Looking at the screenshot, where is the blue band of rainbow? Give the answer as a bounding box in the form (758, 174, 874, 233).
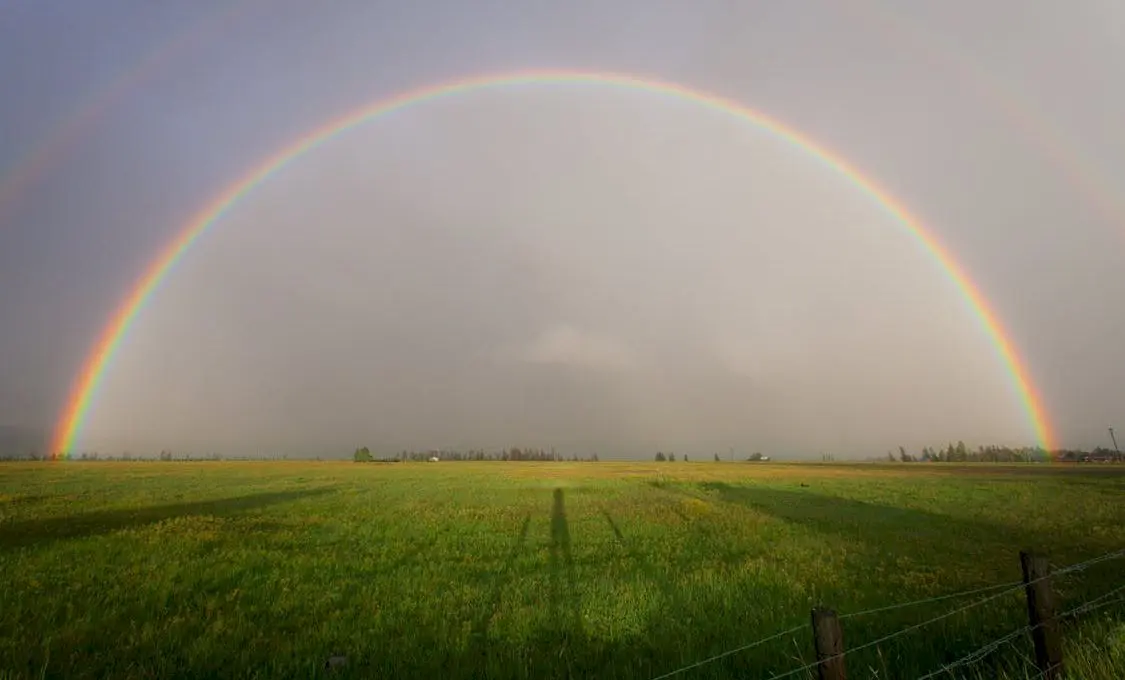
(51, 70, 1055, 456)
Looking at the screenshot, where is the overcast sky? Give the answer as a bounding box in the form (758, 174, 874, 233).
(1, 0, 1123, 458)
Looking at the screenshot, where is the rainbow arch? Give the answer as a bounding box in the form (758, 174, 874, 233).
(50, 69, 1056, 456)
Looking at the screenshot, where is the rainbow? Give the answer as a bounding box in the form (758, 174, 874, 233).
(50, 70, 1056, 456)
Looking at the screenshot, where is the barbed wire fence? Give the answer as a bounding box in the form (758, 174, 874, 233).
(649, 547, 1125, 680)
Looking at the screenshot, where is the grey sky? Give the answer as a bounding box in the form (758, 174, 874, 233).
(1, 0, 1122, 457)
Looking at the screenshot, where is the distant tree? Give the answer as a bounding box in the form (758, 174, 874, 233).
(714, 453, 721, 462)
(683, 454, 689, 462)
(655, 452, 666, 462)
(353, 446, 373, 463)
(955, 440, 968, 462)
(748, 452, 763, 461)
(946, 443, 956, 461)
(668, 453, 676, 462)
(887, 451, 896, 462)
(592, 453, 599, 462)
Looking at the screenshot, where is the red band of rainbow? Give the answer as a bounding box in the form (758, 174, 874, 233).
(50, 70, 1055, 456)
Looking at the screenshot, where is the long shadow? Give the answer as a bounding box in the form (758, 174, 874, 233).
(0, 494, 50, 506)
(696, 482, 1122, 579)
(451, 494, 590, 679)
(549, 488, 583, 638)
(701, 482, 1026, 547)
(601, 510, 692, 617)
(0, 487, 334, 550)
(646, 481, 764, 568)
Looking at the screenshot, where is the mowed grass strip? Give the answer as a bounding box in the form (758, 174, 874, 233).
(1, 462, 1123, 679)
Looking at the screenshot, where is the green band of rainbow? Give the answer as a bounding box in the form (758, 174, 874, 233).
(51, 70, 1055, 456)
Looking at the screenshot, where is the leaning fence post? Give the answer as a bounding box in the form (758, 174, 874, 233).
(1020, 550, 1064, 679)
(811, 607, 846, 680)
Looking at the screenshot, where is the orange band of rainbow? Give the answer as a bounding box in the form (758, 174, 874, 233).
(50, 70, 1055, 456)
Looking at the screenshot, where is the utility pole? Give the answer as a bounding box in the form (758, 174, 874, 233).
(1110, 427, 1120, 459)
(729, 446, 734, 462)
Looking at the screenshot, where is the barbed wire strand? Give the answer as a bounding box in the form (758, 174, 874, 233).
(840, 580, 1023, 620)
(648, 623, 806, 680)
(1053, 548, 1125, 577)
(916, 626, 1032, 680)
(916, 579, 1125, 680)
(763, 548, 1125, 680)
(1063, 595, 1125, 620)
(997, 593, 1125, 680)
(647, 582, 1025, 680)
(1061, 583, 1125, 616)
(648, 547, 1124, 680)
(763, 582, 1030, 680)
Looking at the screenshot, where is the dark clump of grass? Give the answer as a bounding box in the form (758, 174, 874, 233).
(0, 461, 1122, 679)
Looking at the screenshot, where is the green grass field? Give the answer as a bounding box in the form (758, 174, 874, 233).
(1, 462, 1123, 679)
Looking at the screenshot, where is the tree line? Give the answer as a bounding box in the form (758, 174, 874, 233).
(2, 442, 1119, 463)
(884, 442, 1122, 463)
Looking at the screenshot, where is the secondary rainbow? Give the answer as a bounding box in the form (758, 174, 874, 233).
(848, 0, 1125, 237)
(50, 69, 1056, 456)
(5, 2, 1121, 248)
(0, 1, 260, 225)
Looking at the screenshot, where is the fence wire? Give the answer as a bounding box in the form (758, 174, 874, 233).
(648, 623, 806, 680)
(764, 581, 1031, 680)
(915, 575, 1125, 679)
(649, 546, 1124, 680)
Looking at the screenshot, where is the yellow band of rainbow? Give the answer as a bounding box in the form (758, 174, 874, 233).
(50, 70, 1055, 456)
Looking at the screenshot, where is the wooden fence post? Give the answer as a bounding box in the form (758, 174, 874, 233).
(811, 607, 846, 680)
(1020, 550, 1064, 679)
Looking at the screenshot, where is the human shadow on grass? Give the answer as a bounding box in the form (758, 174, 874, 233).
(334, 494, 806, 680)
(0, 487, 334, 550)
(549, 488, 583, 638)
(423, 491, 593, 678)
